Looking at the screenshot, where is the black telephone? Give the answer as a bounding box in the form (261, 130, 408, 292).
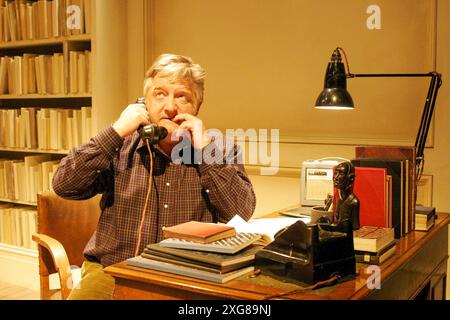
(136, 97, 168, 144)
(255, 219, 356, 285)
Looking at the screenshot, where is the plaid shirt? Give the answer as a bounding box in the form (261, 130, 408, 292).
(52, 126, 256, 267)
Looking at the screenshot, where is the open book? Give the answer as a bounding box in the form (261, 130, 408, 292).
(226, 215, 310, 246)
(159, 232, 261, 254)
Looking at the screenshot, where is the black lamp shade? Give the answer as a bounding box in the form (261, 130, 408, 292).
(315, 48, 354, 110)
(315, 88, 354, 109)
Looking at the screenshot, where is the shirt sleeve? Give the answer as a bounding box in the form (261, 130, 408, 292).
(197, 143, 256, 223)
(52, 126, 123, 200)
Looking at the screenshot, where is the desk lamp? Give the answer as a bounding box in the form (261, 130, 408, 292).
(315, 47, 442, 185)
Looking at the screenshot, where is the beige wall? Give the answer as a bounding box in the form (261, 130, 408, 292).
(92, 0, 129, 133)
(148, 0, 435, 145)
(92, 0, 149, 134)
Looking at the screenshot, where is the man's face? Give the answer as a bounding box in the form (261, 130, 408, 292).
(144, 75, 197, 136)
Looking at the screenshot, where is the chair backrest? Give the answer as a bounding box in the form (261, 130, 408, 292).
(37, 191, 101, 267)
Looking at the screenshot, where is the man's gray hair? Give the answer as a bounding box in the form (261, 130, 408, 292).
(143, 54, 206, 109)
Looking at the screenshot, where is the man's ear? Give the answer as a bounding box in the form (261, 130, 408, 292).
(194, 102, 202, 116)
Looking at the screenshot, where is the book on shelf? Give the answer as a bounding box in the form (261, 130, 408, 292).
(0, 155, 59, 203)
(0, 203, 37, 250)
(24, 154, 51, 202)
(144, 243, 262, 274)
(48, 162, 59, 192)
(0, 161, 5, 197)
(353, 226, 395, 253)
(4, 159, 19, 199)
(21, 107, 37, 149)
(355, 240, 397, 265)
(84, 0, 91, 34)
(414, 205, 436, 231)
(0, 107, 92, 150)
(12, 160, 25, 201)
(162, 221, 236, 244)
(2, 6, 7, 42)
(126, 255, 255, 284)
(26, 2, 34, 40)
(355, 146, 416, 234)
(0, 0, 89, 42)
(69, 51, 78, 94)
(77, 52, 86, 94)
(0, 51, 90, 95)
(159, 232, 261, 254)
(80, 106, 91, 143)
(0, 57, 9, 94)
(18, 1, 27, 41)
(5, 1, 17, 42)
(41, 159, 59, 192)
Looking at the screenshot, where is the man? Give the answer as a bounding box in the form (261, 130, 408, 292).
(53, 54, 256, 299)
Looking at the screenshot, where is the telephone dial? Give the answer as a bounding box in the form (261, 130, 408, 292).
(136, 97, 168, 144)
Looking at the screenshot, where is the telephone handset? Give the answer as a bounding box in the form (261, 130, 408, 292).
(135, 97, 168, 144)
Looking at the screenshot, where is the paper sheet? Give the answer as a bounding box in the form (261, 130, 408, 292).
(226, 215, 310, 241)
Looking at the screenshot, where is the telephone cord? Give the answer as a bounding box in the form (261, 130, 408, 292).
(134, 140, 154, 257)
(261, 274, 341, 300)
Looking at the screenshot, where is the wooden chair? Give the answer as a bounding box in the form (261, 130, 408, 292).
(32, 191, 101, 300)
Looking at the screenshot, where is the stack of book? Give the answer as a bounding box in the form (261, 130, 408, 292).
(352, 145, 416, 239)
(414, 206, 436, 231)
(127, 221, 262, 283)
(353, 226, 396, 265)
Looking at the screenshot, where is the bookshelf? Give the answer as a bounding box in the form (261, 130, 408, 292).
(0, 93, 91, 98)
(0, 34, 91, 49)
(0, 0, 130, 290)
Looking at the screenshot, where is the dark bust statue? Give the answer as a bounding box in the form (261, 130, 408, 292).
(333, 161, 360, 230)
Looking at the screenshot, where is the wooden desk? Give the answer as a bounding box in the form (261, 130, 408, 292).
(104, 213, 449, 300)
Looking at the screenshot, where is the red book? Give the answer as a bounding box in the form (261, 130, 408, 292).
(355, 146, 416, 234)
(162, 221, 236, 243)
(353, 167, 388, 228)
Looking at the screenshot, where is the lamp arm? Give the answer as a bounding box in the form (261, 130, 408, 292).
(415, 73, 442, 179)
(349, 73, 433, 78)
(347, 72, 442, 180)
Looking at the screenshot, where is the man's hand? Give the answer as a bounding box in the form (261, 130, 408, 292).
(112, 103, 150, 138)
(172, 113, 211, 150)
